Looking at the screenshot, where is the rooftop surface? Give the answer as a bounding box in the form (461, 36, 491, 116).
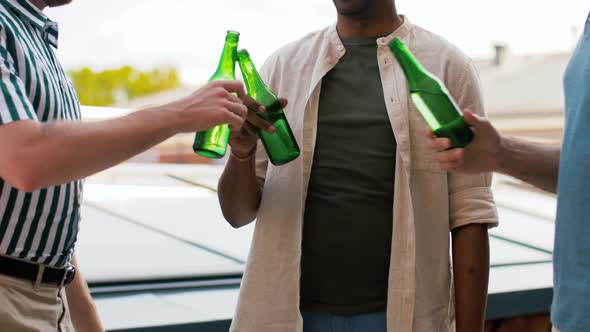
(76, 163, 556, 332)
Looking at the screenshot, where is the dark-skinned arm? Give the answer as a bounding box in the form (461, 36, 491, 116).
(218, 145, 263, 228)
(218, 99, 287, 228)
(428, 110, 560, 194)
(452, 224, 490, 332)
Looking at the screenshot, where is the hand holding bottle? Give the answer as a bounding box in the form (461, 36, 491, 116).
(229, 98, 288, 158)
(169, 80, 252, 134)
(427, 110, 502, 172)
(193, 30, 241, 158)
(236, 50, 300, 165)
(389, 38, 474, 148)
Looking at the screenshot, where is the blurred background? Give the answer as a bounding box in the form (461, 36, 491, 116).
(44, 1, 589, 331)
(48, 0, 588, 164)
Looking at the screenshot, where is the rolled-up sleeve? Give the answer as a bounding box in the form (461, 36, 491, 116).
(449, 180, 498, 229)
(447, 62, 498, 229)
(0, 41, 37, 125)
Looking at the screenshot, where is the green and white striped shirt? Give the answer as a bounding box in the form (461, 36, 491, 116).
(0, 0, 82, 268)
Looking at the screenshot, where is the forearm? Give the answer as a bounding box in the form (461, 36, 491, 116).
(66, 256, 104, 332)
(2, 106, 179, 191)
(498, 136, 560, 193)
(218, 155, 262, 228)
(452, 224, 490, 332)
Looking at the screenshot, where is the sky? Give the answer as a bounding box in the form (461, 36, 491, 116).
(46, 0, 589, 85)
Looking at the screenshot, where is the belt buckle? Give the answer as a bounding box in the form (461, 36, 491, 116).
(59, 265, 76, 288)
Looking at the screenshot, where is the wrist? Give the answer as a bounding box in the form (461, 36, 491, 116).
(496, 134, 512, 174)
(152, 100, 189, 135)
(139, 104, 182, 136)
(231, 147, 256, 161)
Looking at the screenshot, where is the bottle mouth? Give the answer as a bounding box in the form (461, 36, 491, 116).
(388, 37, 405, 50)
(226, 30, 240, 42)
(237, 49, 249, 60)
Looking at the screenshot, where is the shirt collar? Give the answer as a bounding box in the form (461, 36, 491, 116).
(327, 15, 413, 54)
(3, 0, 59, 48)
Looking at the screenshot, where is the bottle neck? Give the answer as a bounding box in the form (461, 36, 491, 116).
(389, 39, 427, 91)
(213, 40, 237, 79)
(237, 55, 264, 94)
(237, 53, 280, 108)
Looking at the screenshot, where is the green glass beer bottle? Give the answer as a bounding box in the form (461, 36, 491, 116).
(388, 38, 474, 148)
(236, 49, 300, 166)
(193, 30, 240, 158)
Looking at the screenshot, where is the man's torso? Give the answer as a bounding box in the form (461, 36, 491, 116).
(233, 18, 497, 332)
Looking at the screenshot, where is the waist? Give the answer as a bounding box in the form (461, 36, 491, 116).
(0, 254, 76, 288)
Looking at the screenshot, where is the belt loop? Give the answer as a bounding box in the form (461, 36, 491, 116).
(59, 266, 73, 289)
(34, 265, 45, 289)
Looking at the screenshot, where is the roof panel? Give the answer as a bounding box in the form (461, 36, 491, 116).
(76, 205, 243, 283)
(84, 182, 253, 262)
(489, 237, 551, 266)
(94, 292, 214, 331)
(78, 163, 559, 331)
(491, 208, 555, 252)
(493, 184, 557, 222)
(158, 288, 240, 320)
(488, 263, 553, 294)
(86, 173, 191, 187)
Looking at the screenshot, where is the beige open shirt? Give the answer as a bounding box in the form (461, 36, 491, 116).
(231, 17, 498, 332)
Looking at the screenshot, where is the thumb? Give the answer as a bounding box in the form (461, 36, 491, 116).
(463, 109, 485, 129)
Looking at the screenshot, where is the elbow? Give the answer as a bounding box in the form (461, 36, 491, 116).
(6, 168, 43, 192)
(222, 210, 256, 229)
(2, 151, 48, 192)
(217, 188, 260, 229)
(227, 220, 248, 229)
(14, 179, 39, 192)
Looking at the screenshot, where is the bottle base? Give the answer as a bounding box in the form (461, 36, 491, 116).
(433, 118, 474, 149)
(269, 151, 300, 166)
(193, 124, 231, 159)
(193, 146, 227, 159)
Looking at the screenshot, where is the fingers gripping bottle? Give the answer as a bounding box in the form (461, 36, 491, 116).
(193, 30, 240, 158)
(236, 49, 300, 165)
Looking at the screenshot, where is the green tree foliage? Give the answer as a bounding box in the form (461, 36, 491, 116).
(69, 66, 180, 106)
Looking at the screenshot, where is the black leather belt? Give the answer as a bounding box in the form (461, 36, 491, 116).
(0, 255, 76, 287)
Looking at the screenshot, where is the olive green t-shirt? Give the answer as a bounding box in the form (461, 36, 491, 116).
(300, 36, 397, 314)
